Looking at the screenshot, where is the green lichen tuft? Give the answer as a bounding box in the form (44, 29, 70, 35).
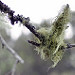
(34, 4, 71, 68)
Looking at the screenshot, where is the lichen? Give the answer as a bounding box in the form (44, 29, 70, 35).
(34, 4, 71, 68)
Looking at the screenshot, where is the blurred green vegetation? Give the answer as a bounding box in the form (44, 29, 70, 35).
(0, 12, 75, 75)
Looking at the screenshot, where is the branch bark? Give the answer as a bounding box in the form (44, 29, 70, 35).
(0, 34, 24, 64)
(0, 1, 42, 40)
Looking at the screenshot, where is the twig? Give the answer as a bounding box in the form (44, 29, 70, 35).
(65, 44, 75, 49)
(67, 44, 75, 48)
(0, 1, 42, 40)
(25, 22, 42, 40)
(5, 60, 19, 75)
(11, 60, 19, 75)
(28, 40, 40, 46)
(60, 44, 75, 50)
(0, 34, 24, 64)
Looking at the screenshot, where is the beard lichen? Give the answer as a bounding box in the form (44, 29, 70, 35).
(34, 4, 71, 68)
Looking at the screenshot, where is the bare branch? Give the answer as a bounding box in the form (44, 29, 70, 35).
(0, 1, 42, 40)
(5, 60, 19, 75)
(0, 34, 24, 64)
(11, 60, 19, 75)
(25, 22, 42, 40)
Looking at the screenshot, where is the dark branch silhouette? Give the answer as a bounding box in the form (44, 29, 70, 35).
(28, 40, 40, 46)
(0, 1, 42, 41)
(66, 44, 75, 49)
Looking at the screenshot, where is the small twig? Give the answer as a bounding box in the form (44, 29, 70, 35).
(5, 60, 19, 75)
(0, 34, 24, 64)
(61, 44, 75, 50)
(67, 44, 75, 48)
(28, 40, 40, 46)
(11, 60, 19, 75)
(65, 44, 75, 50)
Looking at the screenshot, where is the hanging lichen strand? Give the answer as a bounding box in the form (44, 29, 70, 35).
(34, 4, 71, 68)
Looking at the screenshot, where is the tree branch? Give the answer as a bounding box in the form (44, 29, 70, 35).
(0, 34, 24, 64)
(0, 1, 42, 40)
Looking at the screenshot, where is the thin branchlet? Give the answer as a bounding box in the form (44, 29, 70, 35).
(28, 40, 40, 46)
(65, 44, 75, 49)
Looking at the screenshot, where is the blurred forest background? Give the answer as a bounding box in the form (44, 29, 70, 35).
(0, 11, 75, 75)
